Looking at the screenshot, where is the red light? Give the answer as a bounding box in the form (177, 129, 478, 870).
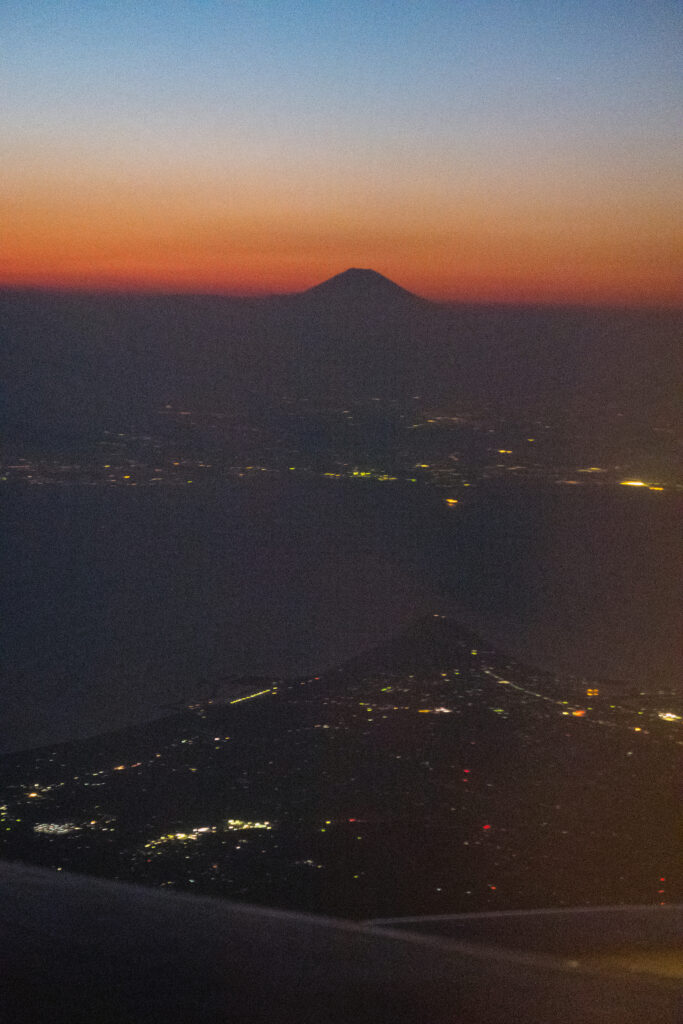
(659, 877, 666, 882)
(482, 824, 491, 830)
(488, 885, 497, 890)
(348, 818, 356, 822)
(463, 769, 470, 773)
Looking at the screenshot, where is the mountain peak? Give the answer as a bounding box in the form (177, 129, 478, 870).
(303, 268, 425, 305)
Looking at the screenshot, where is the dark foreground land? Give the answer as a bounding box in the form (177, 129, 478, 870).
(1, 617, 679, 919)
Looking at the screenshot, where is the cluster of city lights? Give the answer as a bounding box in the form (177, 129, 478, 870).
(143, 818, 273, 852)
(619, 480, 665, 491)
(34, 822, 79, 835)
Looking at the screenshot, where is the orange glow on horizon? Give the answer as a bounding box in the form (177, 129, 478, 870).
(3, 257, 682, 308)
(2, 172, 681, 307)
(3, 2, 681, 310)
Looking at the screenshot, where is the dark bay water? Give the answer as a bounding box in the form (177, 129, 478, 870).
(2, 478, 680, 752)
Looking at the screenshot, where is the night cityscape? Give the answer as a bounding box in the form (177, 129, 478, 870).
(2, 392, 681, 494)
(1, 616, 679, 920)
(2, 1, 681, 1020)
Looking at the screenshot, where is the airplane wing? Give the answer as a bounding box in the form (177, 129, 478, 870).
(0, 861, 680, 1023)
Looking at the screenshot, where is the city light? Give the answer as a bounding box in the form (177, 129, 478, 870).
(226, 819, 272, 831)
(34, 822, 79, 834)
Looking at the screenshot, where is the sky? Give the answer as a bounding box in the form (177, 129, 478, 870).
(2, 0, 681, 305)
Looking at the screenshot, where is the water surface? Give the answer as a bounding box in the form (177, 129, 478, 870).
(2, 477, 679, 751)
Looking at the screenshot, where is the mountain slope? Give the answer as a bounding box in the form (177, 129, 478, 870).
(0, 614, 679, 920)
(301, 268, 427, 308)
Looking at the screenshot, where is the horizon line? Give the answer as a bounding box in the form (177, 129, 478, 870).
(1, 275, 681, 313)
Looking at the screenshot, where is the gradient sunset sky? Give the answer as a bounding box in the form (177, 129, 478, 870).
(3, 0, 681, 305)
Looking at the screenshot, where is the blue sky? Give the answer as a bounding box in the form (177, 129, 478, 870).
(3, 0, 681, 302)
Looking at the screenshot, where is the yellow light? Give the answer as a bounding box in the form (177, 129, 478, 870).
(445, 498, 458, 506)
(229, 687, 273, 704)
(649, 486, 664, 491)
(620, 480, 646, 487)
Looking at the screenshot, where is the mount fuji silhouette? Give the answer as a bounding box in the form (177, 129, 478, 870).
(301, 268, 427, 308)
